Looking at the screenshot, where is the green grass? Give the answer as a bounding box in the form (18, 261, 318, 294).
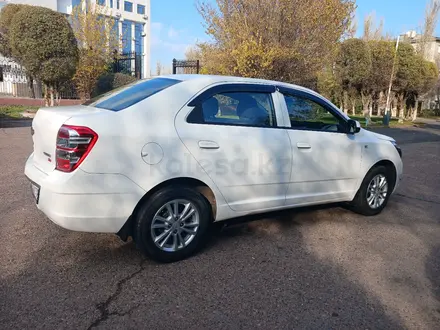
(0, 105, 39, 119)
(217, 114, 239, 119)
(349, 115, 413, 128)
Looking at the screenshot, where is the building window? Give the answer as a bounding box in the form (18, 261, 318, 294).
(137, 4, 145, 15)
(110, 0, 113, 8)
(97, 0, 105, 5)
(117, 0, 120, 9)
(135, 23, 144, 55)
(122, 21, 132, 53)
(124, 1, 133, 12)
(111, 19, 119, 50)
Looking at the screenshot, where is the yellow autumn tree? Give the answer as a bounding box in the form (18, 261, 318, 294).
(196, 0, 356, 87)
(71, 0, 121, 99)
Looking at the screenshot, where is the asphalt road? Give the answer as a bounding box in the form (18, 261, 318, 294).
(1, 122, 440, 329)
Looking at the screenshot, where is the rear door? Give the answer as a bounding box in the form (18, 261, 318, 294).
(175, 83, 292, 212)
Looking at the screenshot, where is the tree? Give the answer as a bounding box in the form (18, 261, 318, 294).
(420, 60, 438, 115)
(335, 39, 372, 116)
(9, 6, 78, 105)
(0, 4, 35, 97)
(0, 4, 28, 57)
(405, 57, 438, 120)
(196, 0, 356, 87)
(346, 17, 358, 39)
(368, 41, 395, 115)
(413, 0, 440, 118)
(323, 37, 437, 122)
(71, 0, 120, 100)
(363, 12, 384, 41)
(431, 56, 440, 115)
(317, 66, 342, 110)
(418, 0, 440, 59)
(156, 61, 162, 76)
(393, 43, 419, 122)
(185, 46, 201, 61)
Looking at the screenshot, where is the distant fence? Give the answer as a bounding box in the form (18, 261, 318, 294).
(0, 97, 82, 107)
(0, 58, 44, 98)
(0, 52, 143, 101)
(0, 57, 80, 99)
(113, 52, 144, 79)
(172, 59, 200, 74)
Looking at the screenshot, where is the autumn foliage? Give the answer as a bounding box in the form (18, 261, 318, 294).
(320, 39, 438, 121)
(195, 0, 356, 87)
(71, 0, 120, 100)
(1, 4, 78, 105)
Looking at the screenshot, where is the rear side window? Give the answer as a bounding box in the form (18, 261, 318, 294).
(187, 92, 276, 127)
(85, 78, 181, 111)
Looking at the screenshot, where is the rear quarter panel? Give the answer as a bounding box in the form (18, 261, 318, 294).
(67, 80, 229, 220)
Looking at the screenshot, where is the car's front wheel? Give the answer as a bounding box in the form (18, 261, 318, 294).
(133, 186, 212, 263)
(350, 165, 393, 216)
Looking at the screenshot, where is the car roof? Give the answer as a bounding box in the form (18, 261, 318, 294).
(158, 74, 315, 95)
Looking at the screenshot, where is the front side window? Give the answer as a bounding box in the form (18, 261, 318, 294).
(137, 4, 145, 14)
(85, 78, 181, 111)
(188, 92, 276, 128)
(124, 1, 133, 12)
(283, 94, 345, 132)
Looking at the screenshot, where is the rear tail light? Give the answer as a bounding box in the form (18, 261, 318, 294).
(56, 125, 98, 172)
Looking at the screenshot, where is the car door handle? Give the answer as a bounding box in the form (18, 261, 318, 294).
(198, 141, 219, 149)
(296, 143, 311, 149)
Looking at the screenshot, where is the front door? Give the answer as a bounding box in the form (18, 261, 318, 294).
(176, 85, 291, 212)
(280, 90, 362, 206)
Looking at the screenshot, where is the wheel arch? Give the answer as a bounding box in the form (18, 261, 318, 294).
(366, 159, 397, 191)
(117, 177, 217, 241)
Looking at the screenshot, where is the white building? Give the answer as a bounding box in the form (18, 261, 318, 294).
(400, 30, 440, 64)
(2, 0, 151, 78)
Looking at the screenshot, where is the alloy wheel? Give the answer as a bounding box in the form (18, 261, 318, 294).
(366, 174, 388, 209)
(150, 199, 200, 252)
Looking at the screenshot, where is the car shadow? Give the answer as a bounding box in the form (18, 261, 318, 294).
(426, 244, 440, 305)
(4, 121, 438, 329)
(421, 123, 440, 131)
(208, 203, 343, 243)
(0, 199, 404, 329)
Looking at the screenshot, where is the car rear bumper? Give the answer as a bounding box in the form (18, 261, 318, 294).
(24, 153, 145, 233)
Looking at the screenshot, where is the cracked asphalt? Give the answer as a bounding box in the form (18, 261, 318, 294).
(1, 120, 440, 329)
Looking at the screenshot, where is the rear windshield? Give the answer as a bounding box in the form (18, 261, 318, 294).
(84, 77, 181, 111)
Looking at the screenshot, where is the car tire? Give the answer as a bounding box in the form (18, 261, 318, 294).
(133, 186, 212, 263)
(350, 165, 393, 216)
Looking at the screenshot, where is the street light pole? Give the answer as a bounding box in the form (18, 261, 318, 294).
(384, 35, 401, 124)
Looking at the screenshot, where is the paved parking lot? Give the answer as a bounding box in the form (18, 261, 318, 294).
(1, 122, 440, 329)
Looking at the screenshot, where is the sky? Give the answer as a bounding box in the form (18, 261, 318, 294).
(150, 0, 440, 73)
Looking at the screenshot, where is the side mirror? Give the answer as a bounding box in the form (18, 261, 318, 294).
(347, 119, 361, 134)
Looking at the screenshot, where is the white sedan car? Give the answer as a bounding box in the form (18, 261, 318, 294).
(25, 75, 403, 262)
